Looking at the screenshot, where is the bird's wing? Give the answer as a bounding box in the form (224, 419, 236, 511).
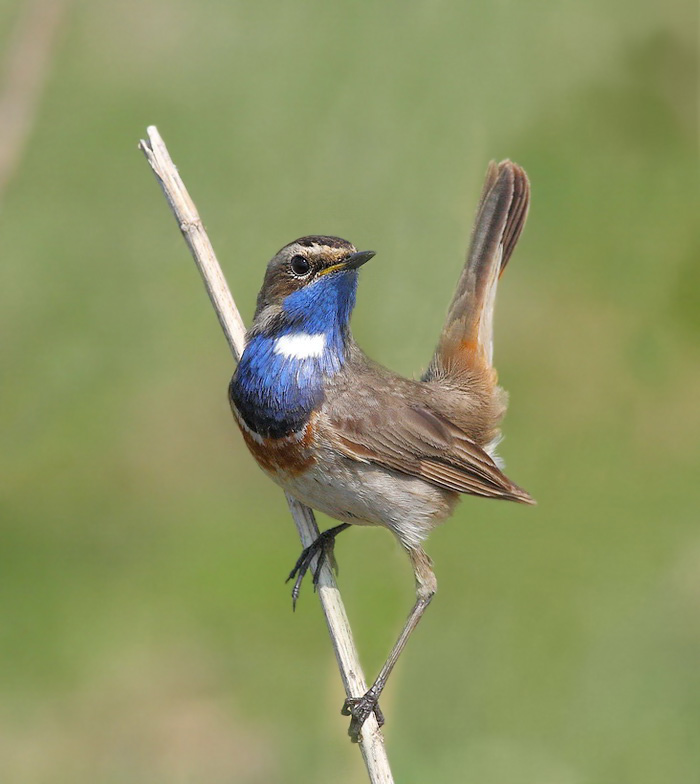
(326, 403, 534, 504)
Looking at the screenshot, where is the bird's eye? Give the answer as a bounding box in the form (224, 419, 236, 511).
(290, 255, 312, 277)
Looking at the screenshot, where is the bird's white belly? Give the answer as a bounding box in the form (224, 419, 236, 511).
(273, 452, 459, 550)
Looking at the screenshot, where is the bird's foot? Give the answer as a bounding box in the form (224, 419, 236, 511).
(341, 690, 385, 742)
(286, 524, 348, 609)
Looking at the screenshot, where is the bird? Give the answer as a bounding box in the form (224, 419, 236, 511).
(228, 160, 534, 740)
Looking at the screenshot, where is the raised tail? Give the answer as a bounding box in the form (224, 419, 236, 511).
(425, 160, 530, 381)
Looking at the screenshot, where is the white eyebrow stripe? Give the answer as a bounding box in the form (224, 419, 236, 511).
(274, 332, 326, 359)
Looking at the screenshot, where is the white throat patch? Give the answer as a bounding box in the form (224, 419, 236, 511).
(274, 332, 326, 359)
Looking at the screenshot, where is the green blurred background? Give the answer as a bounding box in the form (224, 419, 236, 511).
(1, 0, 698, 781)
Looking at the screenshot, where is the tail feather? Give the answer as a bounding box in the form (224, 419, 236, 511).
(425, 160, 530, 380)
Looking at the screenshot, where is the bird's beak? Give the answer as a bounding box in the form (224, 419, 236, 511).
(319, 250, 376, 276)
(343, 249, 376, 270)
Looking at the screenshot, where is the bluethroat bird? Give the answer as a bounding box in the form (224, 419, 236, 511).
(229, 160, 534, 740)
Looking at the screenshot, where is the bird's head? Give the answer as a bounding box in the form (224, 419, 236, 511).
(251, 235, 375, 337)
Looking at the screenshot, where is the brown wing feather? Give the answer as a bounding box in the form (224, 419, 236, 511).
(328, 404, 534, 504)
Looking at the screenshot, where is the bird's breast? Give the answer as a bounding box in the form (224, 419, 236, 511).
(233, 408, 318, 478)
(229, 331, 340, 439)
(229, 328, 349, 476)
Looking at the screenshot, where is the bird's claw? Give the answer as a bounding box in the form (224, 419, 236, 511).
(286, 530, 340, 609)
(341, 691, 385, 741)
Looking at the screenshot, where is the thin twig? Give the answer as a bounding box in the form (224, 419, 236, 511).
(139, 126, 393, 783)
(0, 0, 70, 204)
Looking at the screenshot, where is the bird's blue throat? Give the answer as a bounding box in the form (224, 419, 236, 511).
(230, 270, 357, 439)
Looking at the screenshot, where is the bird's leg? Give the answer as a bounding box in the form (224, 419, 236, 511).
(286, 523, 351, 609)
(342, 546, 436, 741)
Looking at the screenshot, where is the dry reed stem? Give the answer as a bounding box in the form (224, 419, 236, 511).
(0, 0, 70, 203)
(139, 126, 393, 784)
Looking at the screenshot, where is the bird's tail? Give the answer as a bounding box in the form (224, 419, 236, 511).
(425, 160, 530, 381)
